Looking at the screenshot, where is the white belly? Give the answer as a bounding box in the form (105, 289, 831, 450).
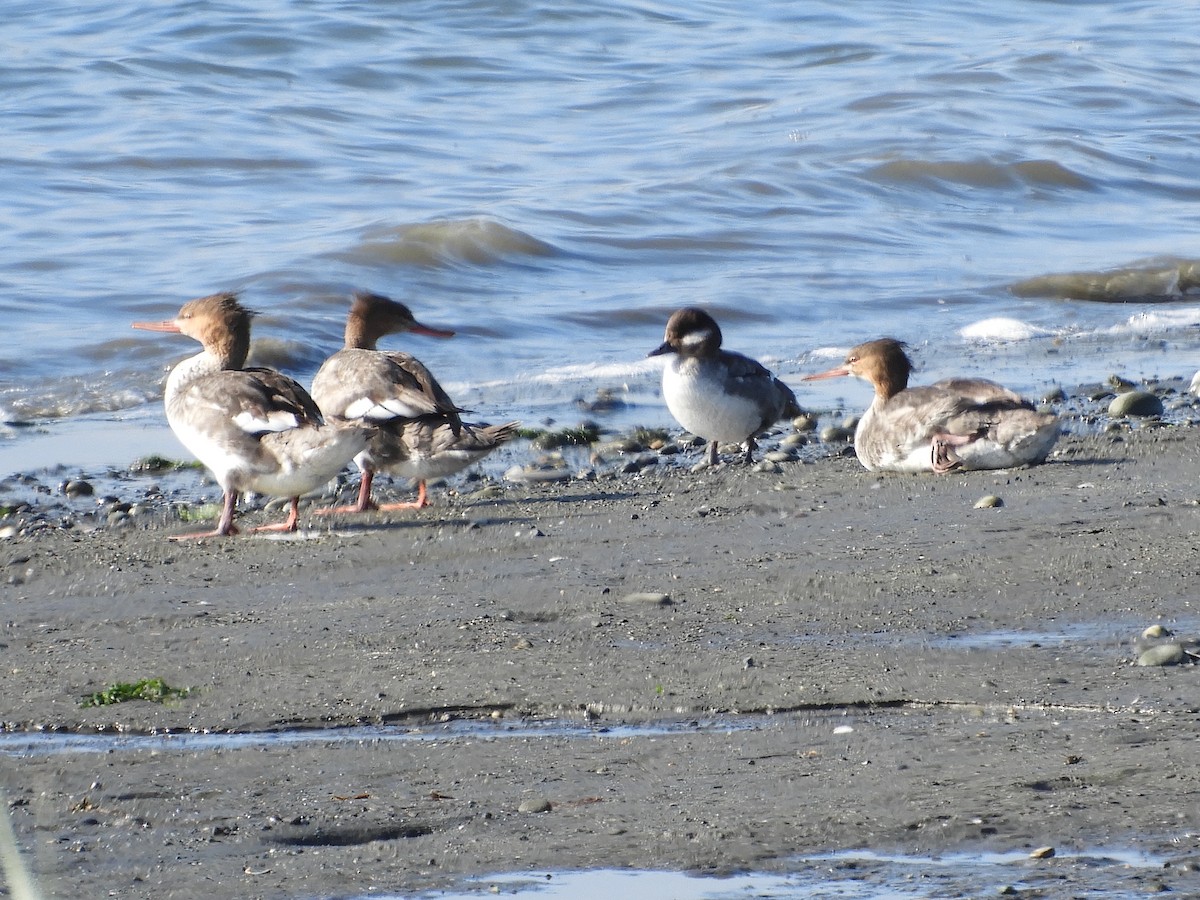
(662, 362, 762, 443)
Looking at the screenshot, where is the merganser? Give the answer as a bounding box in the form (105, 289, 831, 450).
(649, 307, 800, 465)
(133, 292, 372, 539)
(804, 337, 1060, 473)
(310, 292, 520, 512)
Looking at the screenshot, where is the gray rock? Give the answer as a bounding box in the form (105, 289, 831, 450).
(620, 592, 672, 606)
(1108, 390, 1164, 418)
(1137, 643, 1186, 667)
(518, 798, 552, 814)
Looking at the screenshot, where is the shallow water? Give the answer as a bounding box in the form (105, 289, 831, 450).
(402, 848, 1173, 899)
(3, 1, 1200, 476)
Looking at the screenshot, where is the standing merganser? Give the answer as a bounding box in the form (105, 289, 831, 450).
(804, 337, 1060, 473)
(133, 292, 372, 539)
(649, 307, 800, 466)
(310, 292, 520, 512)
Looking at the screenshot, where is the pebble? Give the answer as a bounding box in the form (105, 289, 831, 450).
(504, 465, 570, 484)
(820, 425, 853, 443)
(779, 433, 808, 447)
(792, 414, 818, 433)
(62, 480, 94, 499)
(764, 449, 796, 463)
(1029, 846, 1056, 860)
(517, 798, 552, 814)
(1190, 370, 1200, 397)
(973, 495, 1003, 509)
(620, 454, 658, 474)
(1108, 390, 1163, 418)
(620, 592, 672, 606)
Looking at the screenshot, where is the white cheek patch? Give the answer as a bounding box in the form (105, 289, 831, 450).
(680, 329, 713, 350)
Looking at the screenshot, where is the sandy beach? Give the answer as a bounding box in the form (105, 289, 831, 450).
(3, 414, 1200, 897)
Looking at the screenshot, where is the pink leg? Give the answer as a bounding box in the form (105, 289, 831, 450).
(170, 490, 240, 541)
(317, 469, 380, 515)
(931, 433, 973, 474)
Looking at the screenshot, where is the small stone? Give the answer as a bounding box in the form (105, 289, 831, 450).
(780, 433, 808, 447)
(820, 425, 852, 443)
(518, 798, 552, 814)
(974, 495, 1003, 509)
(792, 414, 818, 433)
(620, 592, 672, 606)
(621, 454, 658, 474)
(504, 465, 569, 484)
(1029, 846, 1055, 860)
(1190, 370, 1200, 397)
(764, 449, 796, 463)
(1108, 390, 1164, 418)
(1137, 643, 1186, 667)
(62, 480, 94, 499)
(1042, 386, 1067, 404)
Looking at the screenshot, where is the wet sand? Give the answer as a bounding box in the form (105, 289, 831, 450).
(3, 424, 1200, 897)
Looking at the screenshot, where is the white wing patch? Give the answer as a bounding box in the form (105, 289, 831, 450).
(344, 396, 426, 421)
(233, 409, 299, 434)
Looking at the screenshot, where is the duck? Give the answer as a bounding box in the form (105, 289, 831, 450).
(804, 337, 1060, 473)
(310, 291, 519, 512)
(649, 307, 800, 465)
(133, 292, 373, 539)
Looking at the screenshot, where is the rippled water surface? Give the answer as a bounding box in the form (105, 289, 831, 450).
(3, 0, 1200, 469)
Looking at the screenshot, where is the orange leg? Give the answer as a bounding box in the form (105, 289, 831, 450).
(377, 480, 429, 511)
(252, 497, 302, 533)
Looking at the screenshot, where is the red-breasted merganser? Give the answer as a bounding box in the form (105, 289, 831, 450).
(804, 337, 1060, 473)
(133, 292, 372, 539)
(310, 292, 519, 512)
(649, 307, 800, 465)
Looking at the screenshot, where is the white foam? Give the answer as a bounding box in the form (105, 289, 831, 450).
(959, 317, 1053, 342)
(1110, 305, 1200, 335)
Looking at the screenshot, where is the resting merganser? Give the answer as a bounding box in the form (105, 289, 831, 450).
(649, 307, 800, 465)
(310, 292, 520, 512)
(804, 337, 1060, 473)
(133, 292, 372, 539)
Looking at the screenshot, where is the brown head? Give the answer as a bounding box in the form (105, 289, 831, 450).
(803, 338, 913, 399)
(344, 291, 455, 350)
(648, 307, 723, 359)
(132, 291, 254, 370)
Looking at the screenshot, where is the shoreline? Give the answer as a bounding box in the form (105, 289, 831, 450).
(2, 402, 1200, 896)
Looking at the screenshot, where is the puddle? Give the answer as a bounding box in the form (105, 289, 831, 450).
(928, 620, 1152, 652)
(0, 716, 765, 757)
(395, 847, 1172, 899)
